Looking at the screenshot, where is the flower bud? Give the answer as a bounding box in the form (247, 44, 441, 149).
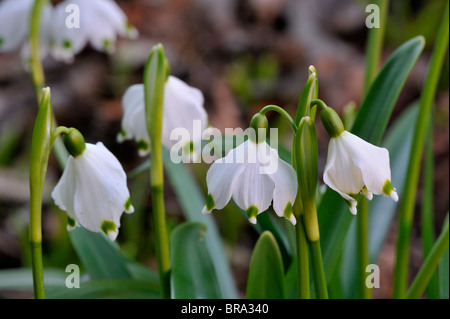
(320, 106, 345, 138)
(249, 113, 268, 143)
(63, 128, 86, 158)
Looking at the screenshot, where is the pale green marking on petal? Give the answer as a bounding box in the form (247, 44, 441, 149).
(101, 220, 116, 236)
(137, 139, 149, 151)
(206, 193, 215, 211)
(125, 197, 132, 211)
(283, 201, 293, 219)
(119, 129, 127, 138)
(382, 179, 395, 196)
(103, 38, 112, 51)
(246, 205, 259, 220)
(67, 216, 76, 228)
(63, 39, 71, 49)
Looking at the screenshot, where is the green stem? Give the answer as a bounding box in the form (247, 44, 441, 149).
(393, 1, 449, 298)
(144, 45, 171, 299)
(259, 104, 297, 132)
(29, 88, 52, 299)
(421, 120, 440, 298)
(309, 240, 328, 299)
(363, 0, 389, 96)
(29, 0, 46, 102)
(406, 216, 449, 299)
(357, 198, 372, 299)
(29, 0, 68, 169)
(357, 1, 388, 300)
(295, 214, 310, 299)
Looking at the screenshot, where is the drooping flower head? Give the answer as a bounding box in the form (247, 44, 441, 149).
(118, 75, 208, 159)
(52, 128, 134, 240)
(51, 0, 138, 62)
(320, 104, 398, 214)
(0, 0, 137, 64)
(0, 0, 52, 61)
(202, 114, 298, 225)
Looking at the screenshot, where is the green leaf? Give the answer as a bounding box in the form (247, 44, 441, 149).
(69, 227, 132, 280)
(341, 102, 419, 298)
(295, 70, 318, 124)
(246, 231, 286, 299)
(170, 222, 222, 299)
(165, 159, 237, 298)
(318, 36, 425, 283)
(46, 279, 160, 299)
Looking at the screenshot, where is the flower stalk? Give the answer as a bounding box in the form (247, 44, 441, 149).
(29, 87, 53, 299)
(144, 44, 171, 299)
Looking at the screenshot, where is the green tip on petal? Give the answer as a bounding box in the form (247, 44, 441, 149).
(124, 197, 134, 213)
(63, 39, 71, 49)
(246, 206, 259, 224)
(383, 179, 398, 201)
(101, 220, 117, 239)
(67, 216, 76, 228)
(283, 202, 296, 225)
(137, 140, 149, 152)
(206, 193, 215, 211)
(345, 198, 358, 215)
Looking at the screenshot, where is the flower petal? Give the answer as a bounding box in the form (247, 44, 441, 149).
(162, 76, 207, 151)
(0, 0, 33, 52)
(231, 142, 274, 217)
(340, 131, 395, 197)
(264, 144, 298, 224)
(203, 142, 246, 214)
(119, 84, 150, 155)
(51, 157, 79, 230)
(72, 143, 132, 240)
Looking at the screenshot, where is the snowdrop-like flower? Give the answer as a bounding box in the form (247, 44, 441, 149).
(52, 130, 134, 240)
(51, 0, 138, 62)
(320, 105, 398, 215)
(0, 0, 52, 60)
(202, 139, 298, 225)
(117, 75, 208, 158)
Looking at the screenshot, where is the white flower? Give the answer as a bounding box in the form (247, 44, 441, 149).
(51, 142, 134, 240)
(117, 75, 208, 158)
(0, 0, 52, 61)
(202, 140, 298, 225)
(51, 0, 138, 62)
(323, 131, 398, 215)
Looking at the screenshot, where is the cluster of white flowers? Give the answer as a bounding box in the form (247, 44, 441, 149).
(0, 0, 137, 63)
(6, 1, 398, 239)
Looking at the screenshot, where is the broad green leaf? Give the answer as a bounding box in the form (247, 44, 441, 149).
(170, 222, 222, 299)
(46, 279, 160, 299)
(246, 231, 285, 299)
(165, 159, 237, 298)
(69, 227, 132, 280)
(0, 268, 66, 292)
(341, 102, 419, 298)
(318, 36, 425, 283)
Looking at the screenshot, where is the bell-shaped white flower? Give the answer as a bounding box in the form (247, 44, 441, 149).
(51, 0, 138, 62)
(323, 131, 398, 215)
(52, 142, 134, 240)
(0, 0, 52, 61)
(117, 75, 208, 159)
(202, 139, 298, 225)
